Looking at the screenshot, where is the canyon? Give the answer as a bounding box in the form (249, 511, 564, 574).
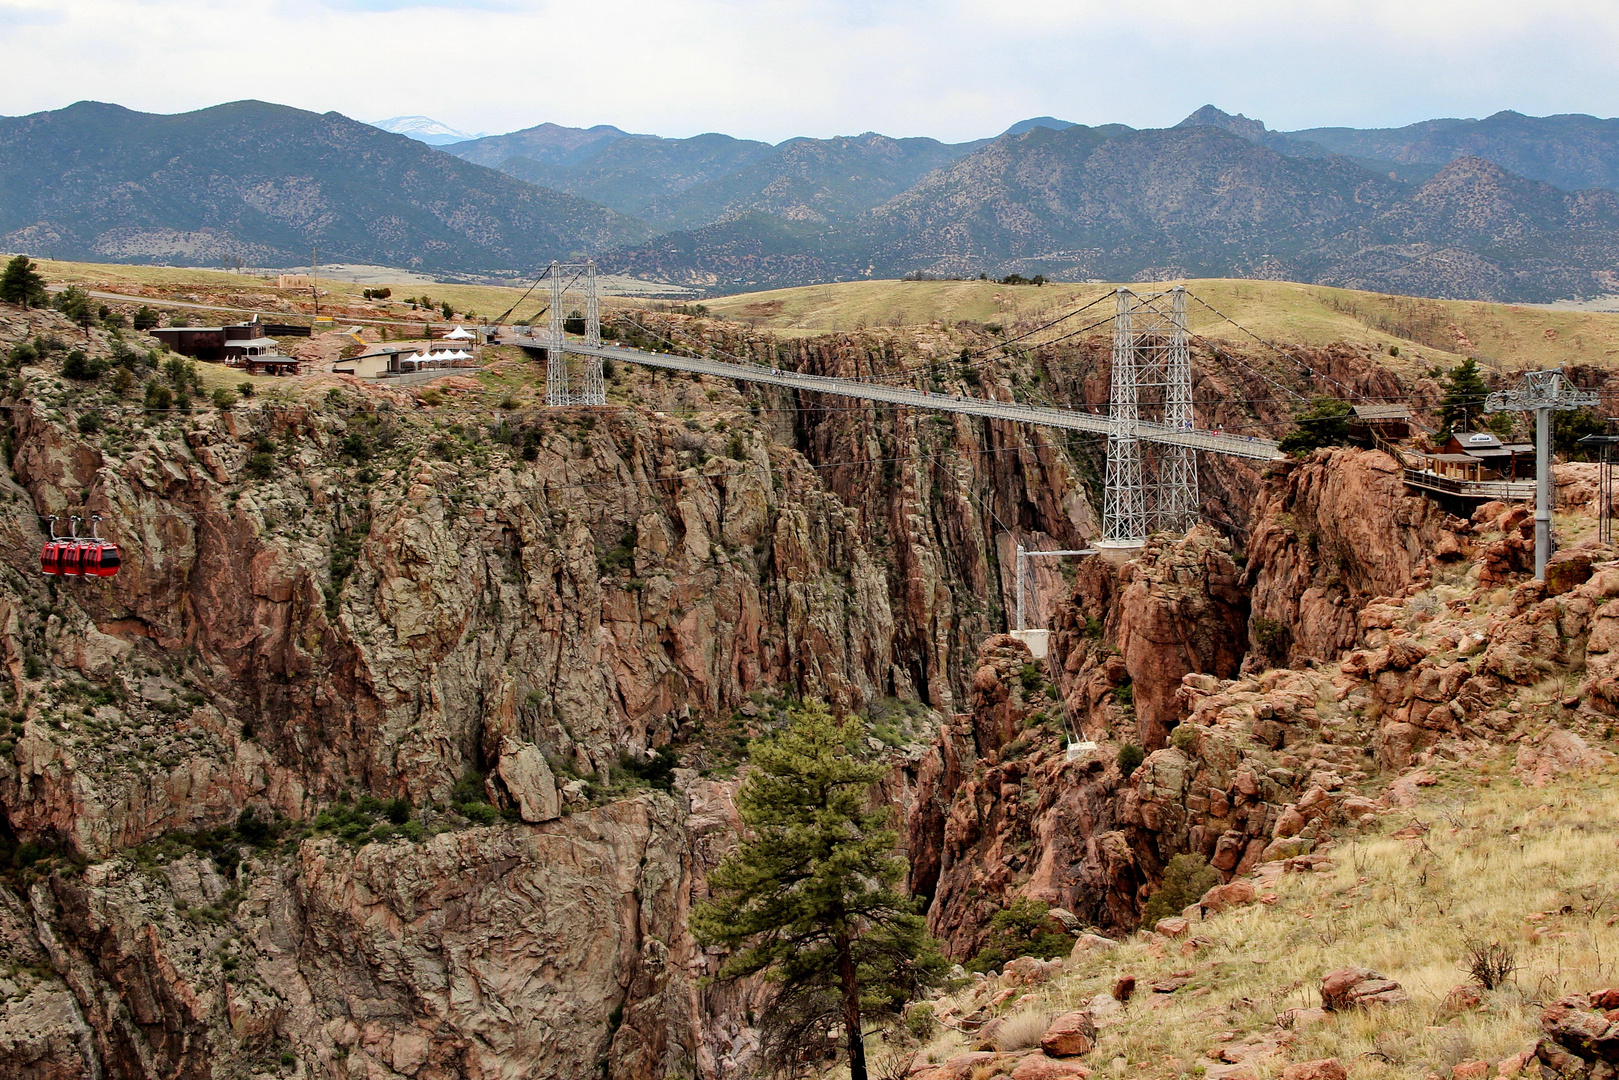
(0, 296, 1612, 1080)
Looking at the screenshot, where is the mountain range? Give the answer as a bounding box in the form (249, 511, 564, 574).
(369, 115, 490, 145)
(6, 101, 1619, 302)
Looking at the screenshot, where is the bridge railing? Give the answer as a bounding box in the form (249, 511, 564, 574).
(523, 338, 1283, 462)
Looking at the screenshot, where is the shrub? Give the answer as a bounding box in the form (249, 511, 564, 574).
(237, 381, 254, 398)
(1116, 743, 1145, 776)
(1139, 853, 1219, 928)
(384, 797, 411, 824)
(1465, 939, 1517, 990)
(61, 350, 101, 381)
(132, 306, 159, 331)
(245, 452, 275, 479)
(211, 386, 236, 410)
(618, 746, 678, 792)
(76, 413, 102, 434)
(143, 380, 174, 411)
(966, 897, 1072, 972)
(235, 806, 275, 847)
(1169, 723, 1199, 755)
(340, 432, 371, 461)
(904, 1002, 936, 1041)
(460, 802, 496, 825)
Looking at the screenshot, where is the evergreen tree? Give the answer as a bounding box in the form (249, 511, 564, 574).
(1438, 358, 1491, 438)
(691, 702, 944, 1080)
(52, 286, 94, 328)
(0, 255, 47, 307)
(1277, 396, 1353, 456)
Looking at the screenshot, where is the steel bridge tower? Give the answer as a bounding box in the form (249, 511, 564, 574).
(544, 260, 605, 406)
(1100, 287, 1198, 548)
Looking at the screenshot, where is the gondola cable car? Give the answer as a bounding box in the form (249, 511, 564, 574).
(40, 515, 121, 578)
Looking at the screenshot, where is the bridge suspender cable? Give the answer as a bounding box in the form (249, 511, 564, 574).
(491, 264, 553, 327)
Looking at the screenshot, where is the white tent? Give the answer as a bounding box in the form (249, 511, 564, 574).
(444, 326, 474, 340)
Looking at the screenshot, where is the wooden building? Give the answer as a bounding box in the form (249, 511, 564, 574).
(1347, 404, 1411, 444)
(1439, 431, 1535, 479)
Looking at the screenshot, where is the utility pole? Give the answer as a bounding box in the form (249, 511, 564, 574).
(1485, 370, 1599, 579)
(312, 247, 319, 318)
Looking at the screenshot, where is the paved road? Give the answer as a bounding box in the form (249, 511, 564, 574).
(512, 337, 1283, 461)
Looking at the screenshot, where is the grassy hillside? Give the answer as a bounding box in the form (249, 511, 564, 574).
(705, 277, 1619, 371)
(901, 757, 1619, 1080)
(29, 259, 1619, 374)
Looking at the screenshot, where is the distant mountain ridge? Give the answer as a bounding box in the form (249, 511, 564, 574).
(0, 101, 647, 272)
(7, 100, 1619, 301)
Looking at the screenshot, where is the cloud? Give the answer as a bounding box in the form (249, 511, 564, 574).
(0, 4, 63, 29)
(1, 0, 1616, 141)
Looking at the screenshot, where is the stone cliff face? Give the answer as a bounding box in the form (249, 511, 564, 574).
(2, 299, 1569, 1079)
(0, 307, 1102, 1078)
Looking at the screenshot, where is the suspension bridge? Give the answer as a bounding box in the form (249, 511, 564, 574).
(503, 261, 1285, 548)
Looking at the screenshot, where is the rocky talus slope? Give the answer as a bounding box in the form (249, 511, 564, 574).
(891, 496, 1619, 1079)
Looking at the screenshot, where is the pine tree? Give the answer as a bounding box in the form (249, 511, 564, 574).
(0, 255, 47, 307)
(1277, 396, 1353, 455)
(690, 701, 944, 1080)
(1438, 358, 1491, 438)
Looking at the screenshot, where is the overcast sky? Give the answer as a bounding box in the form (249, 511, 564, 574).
(3, 0, 1617, 141)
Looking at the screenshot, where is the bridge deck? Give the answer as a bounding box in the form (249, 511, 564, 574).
(506, 337, 1283, 462)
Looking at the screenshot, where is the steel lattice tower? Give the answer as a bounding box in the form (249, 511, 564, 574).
(543, 260, 605, 406)
(1100, 286, 1198, 547)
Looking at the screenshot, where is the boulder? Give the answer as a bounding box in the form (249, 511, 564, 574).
(1046, 907, 1083, 933)
(1280, 1060, 1348, 1080)
(1003, 955, 1060, 986)
(1450, 1062, 1489, 1080)
(915, 1051, 1015, 1080)
(496, 737, 560, 822)
(1262, 837, 1314, 862)
(1321, 966, 1408, 1011)
(1011, 1055, 1094, 1079)
(1546, 551, 1596, 596)
(1112, 975, 1136, 1003)
(1155, 916, 1190, 938)
(1515, 730, 1614, 787)
(1069, 934, 1119, 960)
(1539, 994, 1619, 1063)
(1040, 1011, 1098, 1057)
(1441, 985, 1483, 1014)
(1200, 880, 1257, 915)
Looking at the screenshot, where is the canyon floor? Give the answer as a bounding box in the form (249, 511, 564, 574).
(0, 274, 1617, 1080)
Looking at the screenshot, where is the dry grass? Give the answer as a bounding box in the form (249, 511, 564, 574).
(705, 277, 1619, 371)
(991, 1007, 1056, 1052)
(903, 753, 1619, 1079)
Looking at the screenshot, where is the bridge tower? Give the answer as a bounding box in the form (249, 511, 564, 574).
(543, 260, 605, 406)
(1100, 287, 1198, 548)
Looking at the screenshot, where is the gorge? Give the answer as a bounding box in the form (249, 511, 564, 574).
(0, 292, 1614, 1080)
